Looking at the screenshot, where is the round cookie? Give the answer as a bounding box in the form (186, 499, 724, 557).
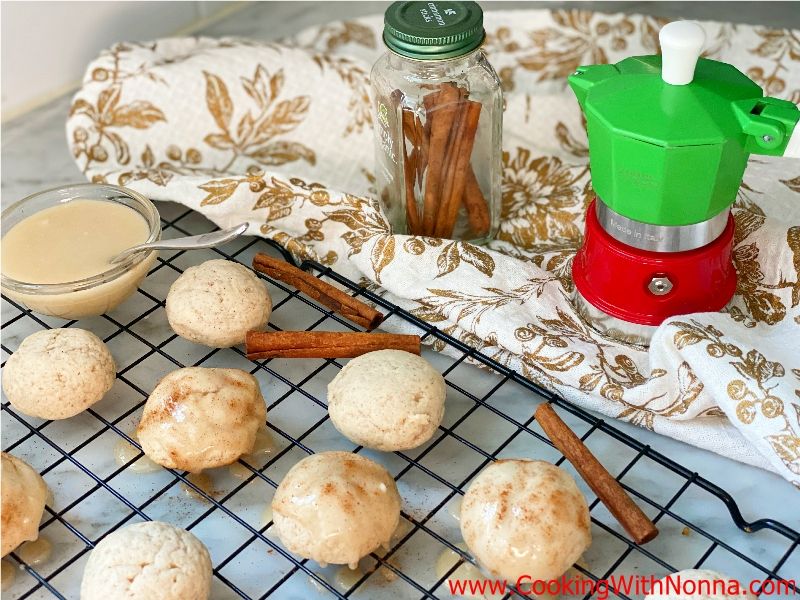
(2, 328, 115, 419)
(80, 521, 212, 600)
(272, 451, 401, 567)
(137, 367, 266, 472)
(460, 459, 590, 582)
(1, 452, 47, 557)
(166, 259, 271, 348)
(327, 349, 445, 451)
(644, 569, 756, 600)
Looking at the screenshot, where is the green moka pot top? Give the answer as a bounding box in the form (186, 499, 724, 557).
(568, 21, 799, 227)
(383, 1, 485, 60)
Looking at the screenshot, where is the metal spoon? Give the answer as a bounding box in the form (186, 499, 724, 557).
(109, 222, 249, 264)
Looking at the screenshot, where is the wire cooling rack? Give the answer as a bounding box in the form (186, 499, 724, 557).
(2, 203, 798, 600)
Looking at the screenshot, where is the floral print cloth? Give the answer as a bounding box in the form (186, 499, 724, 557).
(66, 10, 800, 487)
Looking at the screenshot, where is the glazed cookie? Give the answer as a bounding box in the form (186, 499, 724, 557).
(272, 451, 401, 568)
(644, 569, 756, 600)
(327, 349, 446, 451)
(166, 259, 271, 348)
(80, 521, 212, 600)
(1, 452, 48, 557)
(137, 367, 266, 472)
(2, 328, 116, 419)
(460, 459, 591, 582)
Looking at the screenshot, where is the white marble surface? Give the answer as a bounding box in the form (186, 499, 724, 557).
(2, 3, 798, 600)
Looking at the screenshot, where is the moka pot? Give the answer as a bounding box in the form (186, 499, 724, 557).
(568, 21, 800, 344)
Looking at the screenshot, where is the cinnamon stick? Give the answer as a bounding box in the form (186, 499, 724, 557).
(435, 99, 482, 238)
(246, 331, 421, 360)
(402, 108, 422, 234)
(252, 253, 384, 330)
(403, 85, 490, 239)
(422, 84, 461, 236)
(435, 100, 468, 230)
(422, 90, 438, 149)
(403, 151, 421, 234)
(420, 90, 440, 235)
(535, 403, 659, 545)
(463, 168, 491, 236)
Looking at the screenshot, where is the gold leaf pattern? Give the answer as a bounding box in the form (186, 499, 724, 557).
(371, 235, 395, 284)
(295, 20, 374, 136)
(487, 11, 665, 85)
(436, 242, 462, 278)
(256, 97, 310, 140)
(311, 55, 371, 136)
(69, 69, 166, 173)
(731, 349, 785, 383)
(500, 148, 586, 249)
(432, 242, 496, 278)
(299, 20, 377, 51)
(767, 434, 800, 475)
(747, 28, 800, 96)
(203, 71, 234, 132)
(112, 101, 167, 128)
(250, 141, 316, 166)
(730, 205, 799, 326)
(782, 176, 800, 194)
(555, 121, 589, 157)
(199, 178, 240, 206)
(324, 21, 377, 50)
(196, 66, 315, 174)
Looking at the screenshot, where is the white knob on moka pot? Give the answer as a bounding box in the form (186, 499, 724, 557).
(659, 21, 706, 85)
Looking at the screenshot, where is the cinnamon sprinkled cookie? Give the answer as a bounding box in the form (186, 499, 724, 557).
(272, 451, 400, 568)
(460, 459, 591, 582)
(137, 367, 266, 472)
(1, 452, 47, 557)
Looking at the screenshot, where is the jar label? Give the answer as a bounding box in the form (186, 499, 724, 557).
(377, 101, 398, 165)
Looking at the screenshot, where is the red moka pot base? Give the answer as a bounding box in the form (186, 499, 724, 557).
(572, 200, 737, 327)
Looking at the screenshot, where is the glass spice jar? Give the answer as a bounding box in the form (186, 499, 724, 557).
(371, 0, 502, 243)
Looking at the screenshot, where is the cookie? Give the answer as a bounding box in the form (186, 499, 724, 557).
(328, 349, 445, 451)
(166, 259, 271, 348)
(137, 367, 266, 472)
(2, 328, 115, 419)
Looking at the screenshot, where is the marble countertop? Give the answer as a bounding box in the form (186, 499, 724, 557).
(2, 3, 798, 599)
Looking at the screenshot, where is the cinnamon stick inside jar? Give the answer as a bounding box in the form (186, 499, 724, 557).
(396, 82, 491, 240)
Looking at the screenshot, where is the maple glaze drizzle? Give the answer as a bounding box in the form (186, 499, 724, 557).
(228, 427, 275, 479)
(113, 435, 160, 473)
(181, 472, 216, 502)
(16, 537, 52, 567)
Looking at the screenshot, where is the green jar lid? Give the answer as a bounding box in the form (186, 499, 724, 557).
(383, 1, 485, 60)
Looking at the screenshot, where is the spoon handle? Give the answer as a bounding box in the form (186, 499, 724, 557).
(110, 222, 249, 263)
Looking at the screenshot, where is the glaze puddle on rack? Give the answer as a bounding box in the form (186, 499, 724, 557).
(2, 202, 797, 599)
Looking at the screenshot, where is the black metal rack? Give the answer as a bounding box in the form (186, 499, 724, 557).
(2, 205, 797, 599)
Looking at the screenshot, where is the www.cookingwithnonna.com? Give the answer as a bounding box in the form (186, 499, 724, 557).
(446, 573, 797, 598)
